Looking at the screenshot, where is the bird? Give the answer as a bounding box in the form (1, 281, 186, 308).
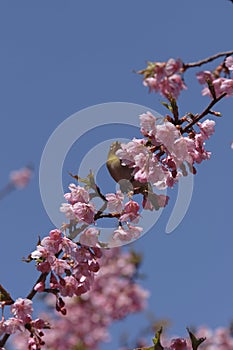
(107, 142, 132, 185)
(106, 141, 163, 210)
(106, 141, 162, 210)
(106, 141, 146, 193)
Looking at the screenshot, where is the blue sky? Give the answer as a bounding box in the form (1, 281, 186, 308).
(0, 1, 233, 348)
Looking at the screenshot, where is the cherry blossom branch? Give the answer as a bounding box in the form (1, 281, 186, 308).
(183, 50, 233, 70)
(0, 271, 49, 348)
(1, 51, 233, 350)
(139, 50, 233, 100)
(181, 92, 227, 133)
(26, 272, 48, 301)
(0, 183, 15, 200)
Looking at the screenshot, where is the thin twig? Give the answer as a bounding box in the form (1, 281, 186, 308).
(0, 183, 15, 200)
(26, 272, 48, 300)
(96, 212, 120, 220)
(181, 92, 227, 133)
(183, 50, 233, 70)
(0, 333, 10, 348)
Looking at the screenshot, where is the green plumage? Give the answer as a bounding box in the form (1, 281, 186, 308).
(106, 141, 163, 210)
(106, 141, 148, 195)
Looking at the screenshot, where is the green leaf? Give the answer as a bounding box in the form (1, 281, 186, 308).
(187, 328, 206, 350)
(169, 97, 179, 120)
(0, 284, 14, 305)
(152, 327, 164, 349)
(146, 191, 160, 211)
(161, 101, 173, 112)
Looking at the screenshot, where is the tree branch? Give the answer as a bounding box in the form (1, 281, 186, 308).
(183, 50, 233, 70)
(181, 92, 227, 133)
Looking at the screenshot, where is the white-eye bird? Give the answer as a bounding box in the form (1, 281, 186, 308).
(106, 141, 148, 195)
(106, 141, 163, 210)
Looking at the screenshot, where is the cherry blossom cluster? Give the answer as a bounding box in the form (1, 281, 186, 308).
(60, 183, 145, 244)
(58, 54, 233, 246)
(60, 184, 96, 225)
(197, 55, 233, 98)
(30, 229, 102, 300)
(139, 53, 233, 100)
(0, 298, 49, 350)
(138, 58, 186, 99)
(59, 105, 216, 245)
(116, 112, 215, 192)
(0, 229, 103, 348)
(12, 248, 149, 350)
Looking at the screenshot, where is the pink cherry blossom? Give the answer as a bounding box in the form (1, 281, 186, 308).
(143, 76, 159, 93)
(30, 229, 102, 298)
(64, 183, 89, 204)
(169, 338, 188, 350)
(106, 190, 124, 212)
(197, 70, 233, 97)
(220, 78, 233, 95)
(165, 58, 183, 75)
(11, 298, 33, 323)
(73, 202, 95, 224)
(59, 202, 76, 220)
(113, 224, 143, 242)
(172, 138, 193, 167)
(9, 167, 32, 189)
(156, 121, 180, 148)
(0, 320, 6, 337)
(159, 74, 187, 100)
(3, 318, 24, 334)
(132, 152, 152, 183)
(196, 70, 214, 84)
(116, 138, 148, 168)
(79, 227, 100, 246)
(184, 134, 210, 164)
(33, 281, 45, 292)
(51, 258, 70, 276)
(225, 55, 233, 70)
(198, 119, 215, 139)
(10, 248, 147, 350)
(58, 275, 79, 297)
(116, 139, 167, 187)
(139, 111, 157, 137)
(120, 200, 140, 223)
(142, 58, 186, 99)
(137, 153, 168, 188)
